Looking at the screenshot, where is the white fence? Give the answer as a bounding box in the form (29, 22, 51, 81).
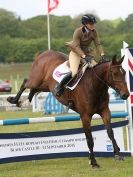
(0, 93, 32, 111)
(0, 86, 126, 114)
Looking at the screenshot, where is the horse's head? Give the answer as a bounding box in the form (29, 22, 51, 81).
(108, 55, 129, 100)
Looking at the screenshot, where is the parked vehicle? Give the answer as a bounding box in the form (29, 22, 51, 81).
(0, 80, 12, 92)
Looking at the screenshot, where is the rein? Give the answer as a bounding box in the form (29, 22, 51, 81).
(91, 66, 109, 88)
(91, 63, 125, 91)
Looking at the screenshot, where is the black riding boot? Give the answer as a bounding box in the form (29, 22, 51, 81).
(54, 72, 72, 96)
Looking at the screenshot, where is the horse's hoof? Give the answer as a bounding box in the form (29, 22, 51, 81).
(16, 101, 22, 107)
(89, 160, 100, 168)
(115, 155, 124, 161)
(7, 96, 16, 104)
(92, 163, 100, 169)
(7, 96, 12, 103)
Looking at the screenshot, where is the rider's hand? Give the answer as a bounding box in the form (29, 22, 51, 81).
(101, 53, 104, 56)
(99, 54, 107, 63)
(82, 55, 92, 63)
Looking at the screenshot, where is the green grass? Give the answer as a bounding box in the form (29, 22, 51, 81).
(0, 157, 132, 177)
(0, 63, 31, 93)
(0, 63, 31, 80)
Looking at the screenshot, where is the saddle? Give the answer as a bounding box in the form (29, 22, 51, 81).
(53, 61, 89, 90)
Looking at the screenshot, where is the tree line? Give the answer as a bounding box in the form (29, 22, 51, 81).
(0, 8, 133, 63)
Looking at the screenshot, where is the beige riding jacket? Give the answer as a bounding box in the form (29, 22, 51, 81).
(66, 26, 104, 57)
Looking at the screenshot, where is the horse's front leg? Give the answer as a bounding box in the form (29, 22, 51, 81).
(81, 114, 100, 168)
(100, 107, 123, 160)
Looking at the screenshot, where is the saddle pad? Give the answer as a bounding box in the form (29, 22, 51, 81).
(66, 62, 89, 90)
(53, 61, 89, 90)
(53, 61, 70, 83)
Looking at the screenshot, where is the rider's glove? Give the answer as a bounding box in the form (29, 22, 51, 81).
(99, 55, 107, 63)
(82, 55, 92, 63)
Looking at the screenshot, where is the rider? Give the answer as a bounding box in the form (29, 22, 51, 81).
(55, 14, 105, 96)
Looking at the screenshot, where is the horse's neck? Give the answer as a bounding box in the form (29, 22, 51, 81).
(91, 62, 110, 91)
(95, 62, 109, 80)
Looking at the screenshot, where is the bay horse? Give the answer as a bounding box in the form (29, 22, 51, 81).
(7, 50, 129, 168)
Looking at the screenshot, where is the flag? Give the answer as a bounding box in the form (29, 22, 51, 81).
(48, 0, 59, 13)
(127, 49, 133, 124)
(123, 41, 129, 49)
(128, 49, 133, 95)
(125, 47, 133, 155)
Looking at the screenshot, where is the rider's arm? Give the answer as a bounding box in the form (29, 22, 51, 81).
(66, 28, 85, 57)
(93, 30, 104, 56)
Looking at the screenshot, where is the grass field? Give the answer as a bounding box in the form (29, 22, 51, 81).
(0, 63, 133, 176)
(0, 157, 133, 177)
(0, 110, 133, 177)
(0, 63, 31, 80)
(0, 63, 31, 93)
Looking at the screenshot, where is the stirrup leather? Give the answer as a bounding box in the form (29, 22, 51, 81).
(54, 85, 64, 96)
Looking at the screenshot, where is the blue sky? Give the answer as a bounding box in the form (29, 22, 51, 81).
(0, 0, 133, 20)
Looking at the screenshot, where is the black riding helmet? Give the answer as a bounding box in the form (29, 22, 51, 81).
(82, 14, 96, 25)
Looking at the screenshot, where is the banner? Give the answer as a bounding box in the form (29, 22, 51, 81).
(0, 121, 128, 164)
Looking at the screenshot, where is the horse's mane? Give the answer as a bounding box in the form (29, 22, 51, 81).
(85, 61, 110, 73)
(94, 60, 110, 68)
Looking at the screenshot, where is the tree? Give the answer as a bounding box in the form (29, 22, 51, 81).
(19, 15, 48, 38)
(0, 8, 133, 63)
(0, 9, 21, 37)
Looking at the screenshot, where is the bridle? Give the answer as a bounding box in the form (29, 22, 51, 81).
(92, 62, 126, 92)
(109, 65, 126, 82)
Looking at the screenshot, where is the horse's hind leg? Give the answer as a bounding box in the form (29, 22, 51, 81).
(7, 78, 28, 106)
(28, 89, 39, 102)
(81, 114, 100, 168)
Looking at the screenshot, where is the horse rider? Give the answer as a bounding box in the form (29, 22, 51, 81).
(54, 14, 105, 96)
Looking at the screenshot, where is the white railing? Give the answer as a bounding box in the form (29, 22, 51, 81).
(0, 93, 32, 111)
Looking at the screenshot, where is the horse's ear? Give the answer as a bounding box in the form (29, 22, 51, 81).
(112, 55, 124, 65)
(116, 55, 125, 65)
(119, 55, 125, 64)
(112, 55, 117, 64)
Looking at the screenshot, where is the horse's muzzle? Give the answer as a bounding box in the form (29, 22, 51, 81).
(120, 92, 130, 100)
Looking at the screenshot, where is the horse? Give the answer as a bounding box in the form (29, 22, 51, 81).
(7, 50, 129, 168)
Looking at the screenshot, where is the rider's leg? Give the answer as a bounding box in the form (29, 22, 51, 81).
(54, 51, 81, 96)
(69, 51, 81, 77)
